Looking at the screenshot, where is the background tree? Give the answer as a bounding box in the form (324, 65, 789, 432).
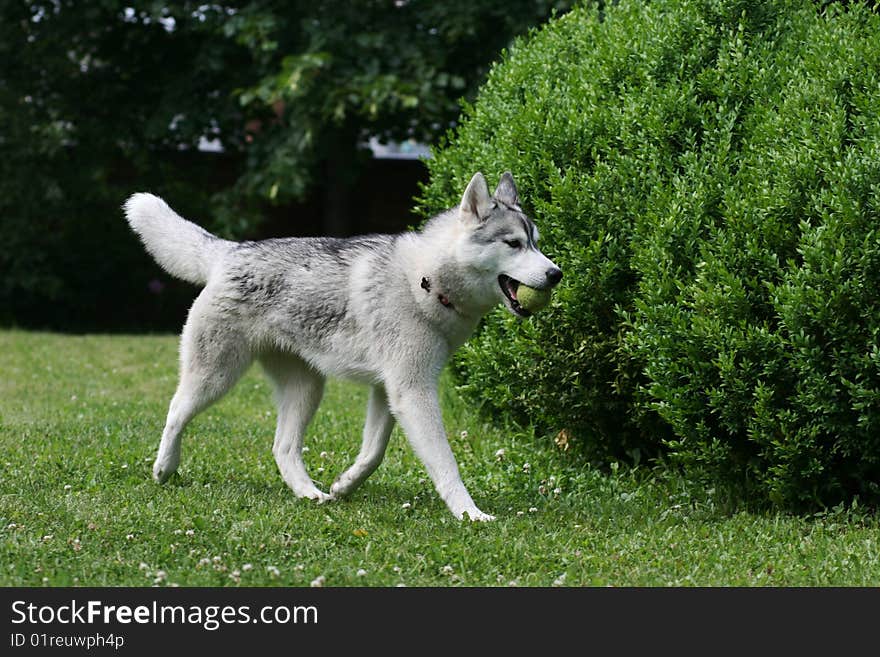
(222, 0, 574, 234)
(0, 1, 252, 329)
(0, 0, 571, 330)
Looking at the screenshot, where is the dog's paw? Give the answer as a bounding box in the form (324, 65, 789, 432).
(328, 478, 354, 500)
(312, 490, 333, 504)
(293, 485, 332, 504)
(152, 461, 176, 484)
(459, 509, 496, 522)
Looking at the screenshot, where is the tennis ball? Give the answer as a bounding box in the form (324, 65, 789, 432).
(517, 284, 552, 313)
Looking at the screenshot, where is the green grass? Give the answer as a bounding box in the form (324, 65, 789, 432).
(1, 330, 878, 587)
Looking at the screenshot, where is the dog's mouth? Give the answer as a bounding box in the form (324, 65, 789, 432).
(498, 275, 531, 318)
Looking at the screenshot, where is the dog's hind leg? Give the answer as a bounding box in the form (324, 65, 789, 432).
(154, 314, 252, 483)
(330, 385, 395, 499)
(260, 353, 329, 502)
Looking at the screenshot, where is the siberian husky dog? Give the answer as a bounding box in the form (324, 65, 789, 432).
(123, 172, 562, 521)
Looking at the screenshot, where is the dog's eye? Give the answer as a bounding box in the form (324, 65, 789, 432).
(504, 239, 523, 249)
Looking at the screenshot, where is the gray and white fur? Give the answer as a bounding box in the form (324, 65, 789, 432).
(123, 172, 562, 521)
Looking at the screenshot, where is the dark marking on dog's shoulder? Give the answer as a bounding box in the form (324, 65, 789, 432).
(316, 234, 398, 261)
(421, 277, 431, 292)
(317, 237, 355, 258)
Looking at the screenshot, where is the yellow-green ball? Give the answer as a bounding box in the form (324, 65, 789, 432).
(517, 284, 551, 313)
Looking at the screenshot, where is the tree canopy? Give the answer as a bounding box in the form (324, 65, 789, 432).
(0, 0, 570, 329)
(2, 1, 571, 232)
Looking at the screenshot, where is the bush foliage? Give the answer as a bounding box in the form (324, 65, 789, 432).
(419, 0, 880, 507)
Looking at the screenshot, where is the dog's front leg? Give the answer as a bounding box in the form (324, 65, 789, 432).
(388, 383, 494, 521)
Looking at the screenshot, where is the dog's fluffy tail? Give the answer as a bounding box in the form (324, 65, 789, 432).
(123, 193, 230, 286)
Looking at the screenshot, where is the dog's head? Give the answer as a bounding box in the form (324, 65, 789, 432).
(457, 172, 562, 317)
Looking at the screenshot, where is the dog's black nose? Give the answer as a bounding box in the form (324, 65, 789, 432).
(546, 267, 563, 286)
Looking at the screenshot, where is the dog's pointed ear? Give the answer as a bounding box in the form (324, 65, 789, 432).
(494, 171, 519, 207)
(460, 172, 493, 221)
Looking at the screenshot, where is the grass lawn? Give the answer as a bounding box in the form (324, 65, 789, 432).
(1, 329, 878, 587)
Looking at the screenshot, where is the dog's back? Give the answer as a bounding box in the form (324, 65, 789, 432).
(215, 234, 407, 378)
(123, 194, 407, 369)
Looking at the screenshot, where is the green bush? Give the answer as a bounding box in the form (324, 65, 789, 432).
(420, 0, 880, 507)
